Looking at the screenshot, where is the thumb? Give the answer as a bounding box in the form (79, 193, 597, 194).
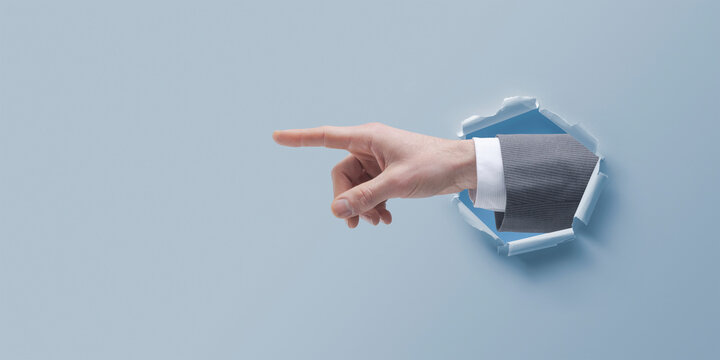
(331, 173, 396, 219)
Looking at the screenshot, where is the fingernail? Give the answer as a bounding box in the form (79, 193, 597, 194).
(333, 199, 353, 218)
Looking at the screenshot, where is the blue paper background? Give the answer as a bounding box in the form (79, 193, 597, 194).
(1, 1, 719, 359)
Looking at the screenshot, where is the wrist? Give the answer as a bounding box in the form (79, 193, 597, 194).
(450, 139, 477, 191)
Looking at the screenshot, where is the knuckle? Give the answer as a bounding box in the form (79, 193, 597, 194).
(318, 125, 330, 138)
(330, 164, 341, 177)
(355, 186, 375, 207)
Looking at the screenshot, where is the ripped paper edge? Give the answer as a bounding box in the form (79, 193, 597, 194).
(456, 96, 608, 256)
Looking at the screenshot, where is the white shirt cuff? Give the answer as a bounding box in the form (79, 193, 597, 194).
(468, 137, 507, 212)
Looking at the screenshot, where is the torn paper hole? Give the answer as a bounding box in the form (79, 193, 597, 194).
(454, 96, 608, 256)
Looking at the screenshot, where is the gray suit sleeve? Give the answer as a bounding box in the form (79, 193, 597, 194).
(495, 134, 599, 233)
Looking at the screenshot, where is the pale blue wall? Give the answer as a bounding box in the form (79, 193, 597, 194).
(1, 0, 718, 359)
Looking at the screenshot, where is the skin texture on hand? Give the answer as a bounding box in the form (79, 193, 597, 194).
(273, 123, 477, 228)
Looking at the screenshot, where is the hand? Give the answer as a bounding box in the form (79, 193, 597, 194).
(273, 123, 476, 228)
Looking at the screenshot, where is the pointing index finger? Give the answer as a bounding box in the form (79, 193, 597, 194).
(272, 125, 367, 150)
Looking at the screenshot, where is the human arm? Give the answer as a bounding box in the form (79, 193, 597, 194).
(272, 124, 598, 232)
